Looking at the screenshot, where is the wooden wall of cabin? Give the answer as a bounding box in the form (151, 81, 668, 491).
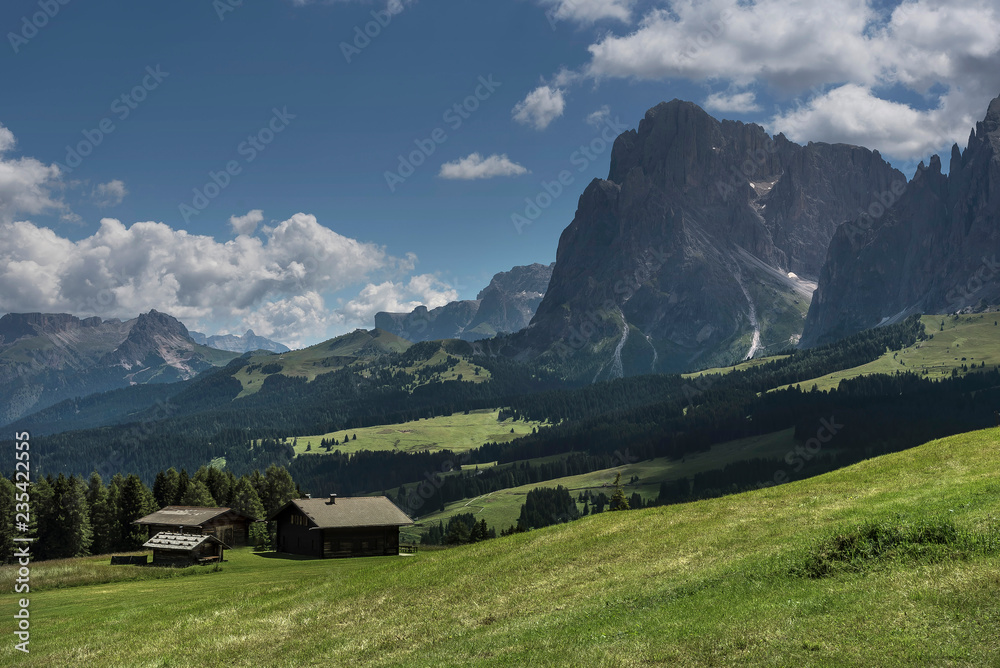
(274, 507, 322, 557)
(322, 527, 400, 558)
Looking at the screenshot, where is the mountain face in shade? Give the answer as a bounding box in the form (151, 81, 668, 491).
(374, 263, 554, 342)
(189, 329, 291, 353)
(802, 95, 1000, 347)
(0, 310, 237, 425)
(500, 100, 904, 380)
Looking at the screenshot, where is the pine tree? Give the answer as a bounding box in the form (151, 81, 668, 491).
(86, 472, 116, 556)
(0, 476, 16, 563)
(153, 468, 180, 508)
(118, 474, 155, 550)
(609, 473, 630, 511)
(180, 481, 217, 507)
(262, 465, 297, 515)
(230, 477, 266, 520)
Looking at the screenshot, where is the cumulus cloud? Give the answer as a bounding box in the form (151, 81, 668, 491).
(545, 0, 1000, 160)
(585, 105, 611, 127)
(438, 153, 528, 180)
(244, 292, 342, 349)
(0, 122, 70, 224)
(342, 274, 459, 324)
(540, 0, 635, 25)
(512, 86, 566, 130)
(770, 84, 960, 158)
(91, 180, 127, 208)
(229, 209, 264, 236)
(0, 213, 409, 344)
(704, 90, 761, 113)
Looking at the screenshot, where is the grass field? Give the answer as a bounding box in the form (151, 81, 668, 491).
(411, 429, 796, 535)
(4, 427, 998, 666)
(773, 313, 1000, 392)
(285, 409, 547, 457)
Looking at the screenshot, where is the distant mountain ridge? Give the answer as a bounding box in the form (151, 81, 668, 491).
(0, 310, 238, 425)
(375, 263, 554, 342)
(189, 329, 290, 354)
(802, 94, 1000, 346)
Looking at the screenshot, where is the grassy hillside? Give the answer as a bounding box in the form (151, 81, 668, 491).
(285, 409, 547, 457)
(774, 313, 1000, 392)
(5, 428, 998, 666)
(412, 429, 796, 535)
(232, 328, 412, 396)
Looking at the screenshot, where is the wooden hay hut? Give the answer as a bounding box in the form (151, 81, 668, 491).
(133, 506, 257, 547)
(143, 532, 230, 567)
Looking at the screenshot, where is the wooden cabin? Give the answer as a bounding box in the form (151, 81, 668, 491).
(133, 506, 257, 547)
(268, 495, 412, 558)
(143, 532, 230, 566)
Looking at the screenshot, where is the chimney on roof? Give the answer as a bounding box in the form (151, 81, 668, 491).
(328, 493, 337, 504)
(305, 493, 311, 499)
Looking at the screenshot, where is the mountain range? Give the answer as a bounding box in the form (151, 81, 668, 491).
(802, 95, 1000, 346)
(189, 329, 290, 354)
(375, 263, 553, 342)
(0, 310, 238, 425)
(502, 99, 904, 379)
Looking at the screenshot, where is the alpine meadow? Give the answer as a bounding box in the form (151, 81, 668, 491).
(2, 1, 1000, 666)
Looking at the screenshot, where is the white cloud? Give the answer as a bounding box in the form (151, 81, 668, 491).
(704, 90, 761, 113)
(512, 86, 566, 130)
(0, 126, 15, 154)
(439, 153, 529, 180)
(540, 0, 635, 24)
(244, 292, 341, 349)
(229, 209, 264, 236)
(547, 0, 1000, 160)
(91, 180, 127, 208)
(0, 213, 408, 344)
(342, 274, 458, 324)
(769, 84, 961, 158)
(585, 105, 611, 127)
(0, 123, 69, 224)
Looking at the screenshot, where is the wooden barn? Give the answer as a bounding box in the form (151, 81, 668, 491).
(133, 506, 257, 547)
(143, 532, 230, 566)
(269, 495, 412, 558)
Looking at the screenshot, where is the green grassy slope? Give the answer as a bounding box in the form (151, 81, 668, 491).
(774, 314, 1000, 392)
(411, 429, 796, 535)
(285, 409, 546, 456)
(5, 428, 999, 666)
(232, 328, 412, 396)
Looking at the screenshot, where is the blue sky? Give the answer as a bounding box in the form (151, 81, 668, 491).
(1, 0, 998, 347)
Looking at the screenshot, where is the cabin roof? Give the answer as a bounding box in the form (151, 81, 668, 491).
(142, 531, 231, 551)
(134, 506, 257, 527)
(267, 496, 413, 528)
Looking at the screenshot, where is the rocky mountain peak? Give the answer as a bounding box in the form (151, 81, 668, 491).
(802, 93, 1000, 347)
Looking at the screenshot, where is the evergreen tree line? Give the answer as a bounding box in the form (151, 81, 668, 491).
(420, 513, 496, 545)
(0, 464, 301, 563)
